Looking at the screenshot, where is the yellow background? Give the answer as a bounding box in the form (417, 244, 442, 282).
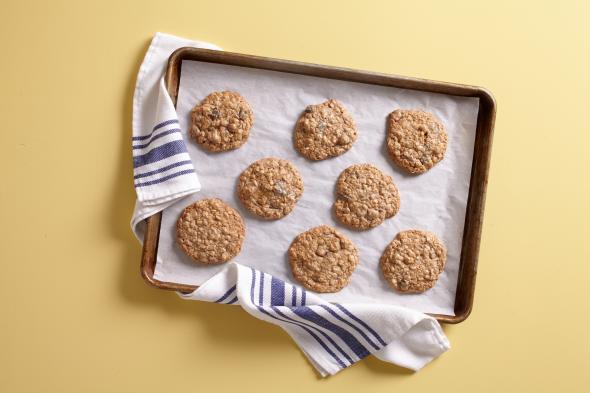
(1, 0, 589, 391)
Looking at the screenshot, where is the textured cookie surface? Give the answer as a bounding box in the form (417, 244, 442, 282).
(333, 164, 400, 230)
(289, 225, 359, 293)
(380, 230, 447, 293)
(386, 109, 448, 174)
(176, 198, 245, 264)
(238, 157, 304, 220)
(190, 91, 253, 152)
(294, 99, 357, 160)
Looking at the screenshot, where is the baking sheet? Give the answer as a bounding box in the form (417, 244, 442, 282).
(154, 60, 479, 315)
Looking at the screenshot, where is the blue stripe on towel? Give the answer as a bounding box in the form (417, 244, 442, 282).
(270, 277, 285, 306)
(258, 271, 351, 366)
(227, 296, 238, 305)
(318, 304, 380, 350)
(132, 128, 181, 149)
(332, 303, 387, 347)
(271, 306, 354, 366)
(133, 160, 193, 179)
(291, 306, 371, 359)
(258, 272, 352, 365)
(132, 119, 179, 141)
(134, 169, 195, 187)
(133, 140, 188, 168)
(214, 285, 237, 303)
(291, 286, 297, 306)
(249, 269, 347, 369)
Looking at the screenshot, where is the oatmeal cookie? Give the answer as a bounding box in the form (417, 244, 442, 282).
(333, 164, 400, 230)
(190, 91, 253, 152)
(289, 225, 359, 293)
(238, 157, 304, 219)
(386, 109, 447, 174)
(294, 99, 357, 160)
(380, 230, 447, 293)
(176, 198, 245, 264)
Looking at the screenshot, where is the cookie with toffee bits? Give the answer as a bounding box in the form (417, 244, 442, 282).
(380, 230, 447, 293)
(386, 109, 447, 174)
(238, 157, 304, 220)
(190, 91, 253, 152)
(176, 198, 245, 264)
(289, 225, 359, 293)
(294, 99, 357, 160)
(333, 164, 400, 230)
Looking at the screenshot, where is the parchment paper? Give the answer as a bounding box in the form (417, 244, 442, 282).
(154, 60, 479, 315)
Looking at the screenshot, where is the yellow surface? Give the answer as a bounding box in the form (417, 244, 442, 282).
(1, 0, 589, 391)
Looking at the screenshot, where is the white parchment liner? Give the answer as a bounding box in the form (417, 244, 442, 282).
(155, 60, 479, 315)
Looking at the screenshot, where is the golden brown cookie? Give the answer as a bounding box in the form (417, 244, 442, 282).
(238, 157, 304, 220)
(380, 230, 447, 293)
(288, 225, 359, 293)
(294, 99, 357, 160)
(176, 198, 245, 264)
(386, 109, 448, 174)
(333, 164, 400, 230)
(190, 91, 253, 152)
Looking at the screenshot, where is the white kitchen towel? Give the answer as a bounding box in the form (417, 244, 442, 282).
(180, 264, 450, 376)
(131, 33, 219, 237)
(130, 32, 450, 376)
